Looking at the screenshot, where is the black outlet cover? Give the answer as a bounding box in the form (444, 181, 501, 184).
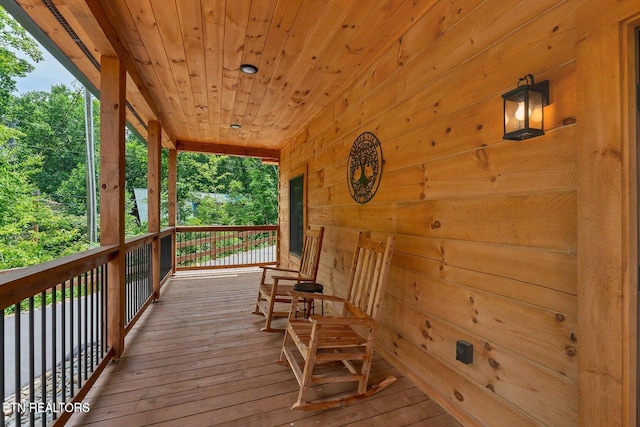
(456, 340, 473, 364)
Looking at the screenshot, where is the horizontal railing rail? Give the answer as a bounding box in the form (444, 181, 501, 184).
(176, 225, 278, 270)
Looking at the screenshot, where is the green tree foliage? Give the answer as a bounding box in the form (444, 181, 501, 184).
(0, 125, 88, 269)
(8, 85, 88, 198)
(182, 155, 279, 226)
(0, 7, 43, 115)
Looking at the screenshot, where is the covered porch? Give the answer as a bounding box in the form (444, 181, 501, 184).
(69, 268, 459, 426)
(2, 0, 640, 426)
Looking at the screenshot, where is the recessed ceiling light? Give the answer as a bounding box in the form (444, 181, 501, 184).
(230, 123, 241, 129)
(239, 64, 258, 74)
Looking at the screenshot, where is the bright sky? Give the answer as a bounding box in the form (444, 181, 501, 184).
(15, 44, 77, 93)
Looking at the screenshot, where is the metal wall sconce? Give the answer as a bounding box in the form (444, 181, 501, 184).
(502, 74, 549, 140)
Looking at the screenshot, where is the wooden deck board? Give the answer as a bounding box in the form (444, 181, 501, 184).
(69, 268, 461, 427)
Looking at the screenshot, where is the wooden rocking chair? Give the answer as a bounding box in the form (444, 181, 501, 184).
(278, 232, 396, 410)
(253, 226, 324, 332)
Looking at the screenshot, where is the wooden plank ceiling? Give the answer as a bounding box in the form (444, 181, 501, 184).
(13, 0, 437, 160)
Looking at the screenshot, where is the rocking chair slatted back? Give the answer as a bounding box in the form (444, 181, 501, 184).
(299, 229, 323, 280)
(253, 226, 325, 332)
(346, 233, 392, 320)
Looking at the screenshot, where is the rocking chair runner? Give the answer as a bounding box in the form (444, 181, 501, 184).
(253, 226, 324, 332)
(278, 232, 396, 410)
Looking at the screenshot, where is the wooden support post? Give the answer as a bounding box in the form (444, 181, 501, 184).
(168, 148, 177, 272)
(576, 3, 640, 425)
(148, 120, 161, 299)
(99, 56, 126, 359)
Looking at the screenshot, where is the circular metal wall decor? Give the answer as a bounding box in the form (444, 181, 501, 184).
(347, 131, 383, 204)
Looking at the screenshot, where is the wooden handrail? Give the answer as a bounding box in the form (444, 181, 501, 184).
(0, 245, 118, 310)
(176, 225, 279, 233)
(160, 227, 174, 238)
(125, 232, 155, 252)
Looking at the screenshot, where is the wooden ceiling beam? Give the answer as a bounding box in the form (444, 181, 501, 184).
(176, 140, 280, 163)
(82, 0, 176, 149)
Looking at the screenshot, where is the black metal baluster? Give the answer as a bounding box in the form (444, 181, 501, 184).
(84, 272, 89, 378)
(61, 281, 66, 404)
(1, 308, 5, 427)
(76, 274, 82, 389)
(51, 285, 57, 421)
(69, 277, 74, 398)
(103, 266, 108, 356)
(136, 247, 140, 313)
(28, 296, 34, 427)
(14, 302, 21, 426)
(40, 290, 46, 424)
(89, 269, 95, 372)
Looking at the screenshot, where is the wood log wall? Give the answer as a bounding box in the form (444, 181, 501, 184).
(278, 0, 638, 425)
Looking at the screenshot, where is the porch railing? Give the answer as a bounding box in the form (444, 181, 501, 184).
(0, 229, 176, 426)
(0, 246, 116, 427)
(176, 225, 279, 270)
(124, 234, 154, 330)
(0, 224, 277, 426)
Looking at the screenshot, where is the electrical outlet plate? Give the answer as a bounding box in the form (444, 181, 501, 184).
(456, 340, 473, 364)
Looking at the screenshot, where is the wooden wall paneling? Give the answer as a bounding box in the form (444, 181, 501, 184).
(382, 296, 577, 426)
(415, 126, 577, 200)
(366, 125, 577, 207)
(279, 0, 582, 423)
(378, 63, 576, 176)
(389, 253, 576, 317)
(386, 266, 577, 378)
(336, 0, 481, 121)
(396, 193, 576, 251)
(309, 192, 576, 251)
(377, 326, 538, 426)
(400, 0, 573, 101)
(392, 235, 576, 297)
(331, 0, 571, 149)
(305, 49, 575, 200)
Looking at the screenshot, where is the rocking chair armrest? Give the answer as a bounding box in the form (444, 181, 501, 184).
(272, 275, 310, 283)
(261, 265, 301, 274)
(308, 315, 374, 327)
(286, 290, 318, 300)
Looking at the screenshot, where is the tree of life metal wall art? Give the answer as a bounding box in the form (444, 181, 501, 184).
(347, 132, 383, 204)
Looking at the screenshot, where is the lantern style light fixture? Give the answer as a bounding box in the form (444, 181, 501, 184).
(502, 74, 549, 140)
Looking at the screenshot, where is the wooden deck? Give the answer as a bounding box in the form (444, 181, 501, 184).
(69, 268, 461, 427)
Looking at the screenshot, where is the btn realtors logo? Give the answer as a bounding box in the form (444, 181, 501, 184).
(347, 131, 383, 204)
